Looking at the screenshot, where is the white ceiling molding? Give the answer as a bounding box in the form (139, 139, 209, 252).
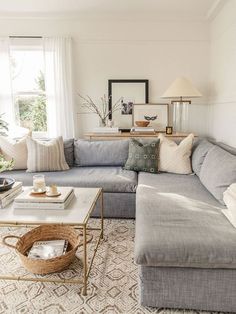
(0, 0, 217, 22)
(0, 12, 207, 22)
(206, 0, 227, 21)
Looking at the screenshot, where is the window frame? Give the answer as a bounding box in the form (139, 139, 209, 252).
(9, 38, 48, 138)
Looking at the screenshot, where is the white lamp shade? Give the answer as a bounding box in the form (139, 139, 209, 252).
(161, 77, 202, 99)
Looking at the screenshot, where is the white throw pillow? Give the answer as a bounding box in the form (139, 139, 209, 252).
(26, 136, 69, 172)
(0, 136, 28, 170)
(158, 133, 194, 174)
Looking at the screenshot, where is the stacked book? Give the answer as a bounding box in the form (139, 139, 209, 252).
(0, 182, 23, 209)
(92, 127, 120, 134)
(14, 187, 75, 210)
(131, 127, 156, 135)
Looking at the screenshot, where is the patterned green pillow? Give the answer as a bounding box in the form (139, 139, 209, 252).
(124, 139, 159, 173)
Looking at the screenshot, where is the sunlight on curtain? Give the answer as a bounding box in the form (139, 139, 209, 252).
(43, 37, 75, 138)
(0, 38, 15, 127)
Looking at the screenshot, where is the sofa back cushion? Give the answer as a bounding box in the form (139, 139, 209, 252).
(200, 145, 236, 204)
(74, 139, 129, 166)
(191, 139, 215, 176)
(63, 139, 74, 167)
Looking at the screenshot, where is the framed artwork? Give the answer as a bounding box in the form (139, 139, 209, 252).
(108, 79, 149, 130)
(132, 103, 169, 131)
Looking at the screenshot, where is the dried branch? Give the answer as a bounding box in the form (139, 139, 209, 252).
(78, 94, 121, 122)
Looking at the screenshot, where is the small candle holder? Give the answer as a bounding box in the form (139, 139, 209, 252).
(46, 184, 61, 197)
(50, 184, 58, 195)
(33, 175, 46, 193)
(166, 126, 173, 135)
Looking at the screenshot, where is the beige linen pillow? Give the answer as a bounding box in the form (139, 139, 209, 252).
(158, 133, 194, 174)
(0, 136, 28, 170)
(26, 136, 69, 172)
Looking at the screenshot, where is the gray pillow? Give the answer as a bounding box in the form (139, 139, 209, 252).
(191, 139, 214, 176)
(64, 139, 74, 167)
(200, 145, 236, 204)
(124, 139, 159, 173)
(74, 139, 129, 167)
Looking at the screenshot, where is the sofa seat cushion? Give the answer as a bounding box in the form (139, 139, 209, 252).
(4, 167, 137, 193)
(135, 172, 236, 269)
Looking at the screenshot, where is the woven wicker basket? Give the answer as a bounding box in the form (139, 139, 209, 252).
(2, 225, 80, 275)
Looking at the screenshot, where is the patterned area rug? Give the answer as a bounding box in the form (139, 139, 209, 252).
(0, 219, 223, 314)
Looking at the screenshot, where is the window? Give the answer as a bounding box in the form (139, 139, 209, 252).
(9, 38, 47, 136)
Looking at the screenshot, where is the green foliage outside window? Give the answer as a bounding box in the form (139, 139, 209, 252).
(16, 71, 47, 132)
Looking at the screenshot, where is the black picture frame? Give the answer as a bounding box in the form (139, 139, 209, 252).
(108, 79, 149, 130)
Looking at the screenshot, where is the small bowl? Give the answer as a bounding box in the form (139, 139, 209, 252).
(0, 177, 15, 192)
(135, 121, 150, 127)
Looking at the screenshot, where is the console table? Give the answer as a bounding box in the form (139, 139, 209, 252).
(85, 132, 194, 141)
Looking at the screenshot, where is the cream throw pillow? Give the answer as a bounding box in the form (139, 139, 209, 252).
(0, 136, 28, 170)
(158, 133, 194, 174)
(26, 136, 69, 172)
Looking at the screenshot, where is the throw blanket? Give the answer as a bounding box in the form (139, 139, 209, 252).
(222, 183, 236, 228)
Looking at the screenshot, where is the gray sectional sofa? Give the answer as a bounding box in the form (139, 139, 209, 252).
(3, 137, 236, 312)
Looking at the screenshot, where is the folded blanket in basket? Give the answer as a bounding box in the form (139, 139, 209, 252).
(222, 184, 236, 228)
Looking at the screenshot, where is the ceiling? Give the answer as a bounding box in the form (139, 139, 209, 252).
(0, 0, 224, 20)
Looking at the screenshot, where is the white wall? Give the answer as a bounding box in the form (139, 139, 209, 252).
(0, 17, 210, 137)
(208, 0, 236, 147)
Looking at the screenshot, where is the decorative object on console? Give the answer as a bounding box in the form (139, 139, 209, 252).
(92, 127, 120, 134)
(132, 104, 169, 132)
(26, 136, 69, 172)
(166, 126, 173, 135)
(124, 139, 159, 173)
(107, 119, 114, 128)
(161, 77, 202, 132)
(135, 121, 150, 127)
(79, 94, 121, 127)
(158, 133, 194, 174)
(108, 79, 149, 130)
(130, 127, 155, 135)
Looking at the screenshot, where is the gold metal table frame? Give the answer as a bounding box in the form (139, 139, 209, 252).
(0, 188, 104, 296)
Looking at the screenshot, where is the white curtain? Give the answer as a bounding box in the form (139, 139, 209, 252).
(0, 38, 15, 127)
(43, 37, 75, 138)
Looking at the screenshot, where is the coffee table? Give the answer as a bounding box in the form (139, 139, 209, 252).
(0, 187, 103, 296)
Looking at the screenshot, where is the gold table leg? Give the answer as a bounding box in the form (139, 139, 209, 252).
(82, 224, 87, 296)
(101, 191, 104, 239)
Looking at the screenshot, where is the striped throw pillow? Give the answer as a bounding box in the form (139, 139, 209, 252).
(26, 136, 69, 172)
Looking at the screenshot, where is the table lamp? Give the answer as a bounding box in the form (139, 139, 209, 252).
(161, 77, 202, 132)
